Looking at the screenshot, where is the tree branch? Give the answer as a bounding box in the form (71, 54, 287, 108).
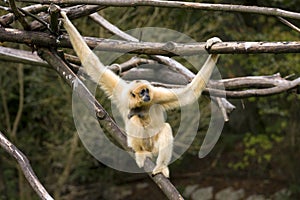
(37, 47, 184, 200)
(0, 131, 54, 200)
(89, 13, 233, 120)
(15, 0, 300, 20)
(1, 46, 299, 99)
(1, 27, 299, 54)
(0, 4, 48, 27)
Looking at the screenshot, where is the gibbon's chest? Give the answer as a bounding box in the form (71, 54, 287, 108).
(125, 104, 166, 138)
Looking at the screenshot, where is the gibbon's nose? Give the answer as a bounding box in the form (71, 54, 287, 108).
(143, 95, 150, 102)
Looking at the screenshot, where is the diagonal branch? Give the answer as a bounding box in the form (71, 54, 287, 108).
(0, 131, 54, 200)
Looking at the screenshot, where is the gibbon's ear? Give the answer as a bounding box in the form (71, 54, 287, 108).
(130, 92, 136, 98)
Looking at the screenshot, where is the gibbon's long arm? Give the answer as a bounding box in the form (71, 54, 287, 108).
(61, 12, 126, 97)
(153, 53, 219, 110)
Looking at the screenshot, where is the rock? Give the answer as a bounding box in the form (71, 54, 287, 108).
(191, 186, 214, 200)
(183, 184, 199, 198)
(272, 188, 291, 200)
(215, 187, 245, 200)
(246, 194, 266, 200)
(103, 186, 132, 200)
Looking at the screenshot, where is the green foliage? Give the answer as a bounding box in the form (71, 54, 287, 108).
(228, 133, 283, 171)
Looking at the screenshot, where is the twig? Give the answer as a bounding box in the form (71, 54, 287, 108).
(15, 0, 300, 20)
(0, 131, 54, 200)
(8, 0, 30, 30)
(90, 13, 197, 80)
(18, 7, 50, 30)
(0, 4, 48, 27)
(11, 65, 24, 139)
(277, 16, 300, 33)
(1, 27, 300, 54)
(28, 5, 105, 31)
(37, 47, 184, 200)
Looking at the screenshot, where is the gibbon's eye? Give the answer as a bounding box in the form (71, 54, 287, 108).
(130, 92, 136, 98)
(140, 88, 149, 96)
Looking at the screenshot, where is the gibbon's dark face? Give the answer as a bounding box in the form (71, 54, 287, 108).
(129, 81, 153, 108)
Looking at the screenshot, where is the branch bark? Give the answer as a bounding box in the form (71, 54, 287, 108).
(1, 27, 300, 54)
(0, 131, 54, 200)
(15, 0, 300, 20)
(37, 47, 184, 200)
(1, 46, 299, 99)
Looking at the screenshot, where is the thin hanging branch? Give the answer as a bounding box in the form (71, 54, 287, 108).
(0, 131, 54, 200)
(15, 0, 300, 20)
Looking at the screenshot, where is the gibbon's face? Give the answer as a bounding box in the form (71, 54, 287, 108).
(128, 81, 153, 108)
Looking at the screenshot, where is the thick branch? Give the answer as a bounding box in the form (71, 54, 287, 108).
(0, 131, 54, 200)
(0, 4, 48, 27)
(0, 28, 299, 54)
(37, 48, 184, 200)
(16, 0, 300, 20)
(1, 46, 299, 99)
(90, 13, 231, 120)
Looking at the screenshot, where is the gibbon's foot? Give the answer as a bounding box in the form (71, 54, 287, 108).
(205, 37, 222, 50)
(152, 165, 170, 178)
(135, 151, 152, 168)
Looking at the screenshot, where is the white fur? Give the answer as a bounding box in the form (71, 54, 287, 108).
(62, 12, 221, 177)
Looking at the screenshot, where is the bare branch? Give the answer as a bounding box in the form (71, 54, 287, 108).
(1, 46, 298, 99)
(1, 28, 299, 54)
(16, 0, 300, 20)
(0, 131, 54, 200)
(277, 17, 300, 33)
(0, 46, 49, 67)
(0, 4, 48, 27)
(8, 0, 30, 30)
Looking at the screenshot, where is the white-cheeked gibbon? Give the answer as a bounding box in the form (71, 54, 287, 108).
(61, 12, 221, 178)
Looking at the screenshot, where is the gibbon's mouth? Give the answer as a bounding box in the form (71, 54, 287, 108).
(143, 95, 150, 102)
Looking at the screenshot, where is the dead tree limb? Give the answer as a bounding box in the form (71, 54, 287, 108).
(15, 0, 300, 20)
(37, 47, 184, 200)
(89, 13, 231, 120)
(0, 28, 300, 54)
(0, 131, 54, 200)
(0, 46, 298, 99)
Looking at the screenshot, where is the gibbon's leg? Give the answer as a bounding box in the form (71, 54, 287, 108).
(127, 136, 153, 168)
(152, 123, 173, 178)
(135, 151, 153, 168)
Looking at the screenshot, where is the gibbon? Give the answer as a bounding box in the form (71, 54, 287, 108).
(61, 12, 221, 178)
